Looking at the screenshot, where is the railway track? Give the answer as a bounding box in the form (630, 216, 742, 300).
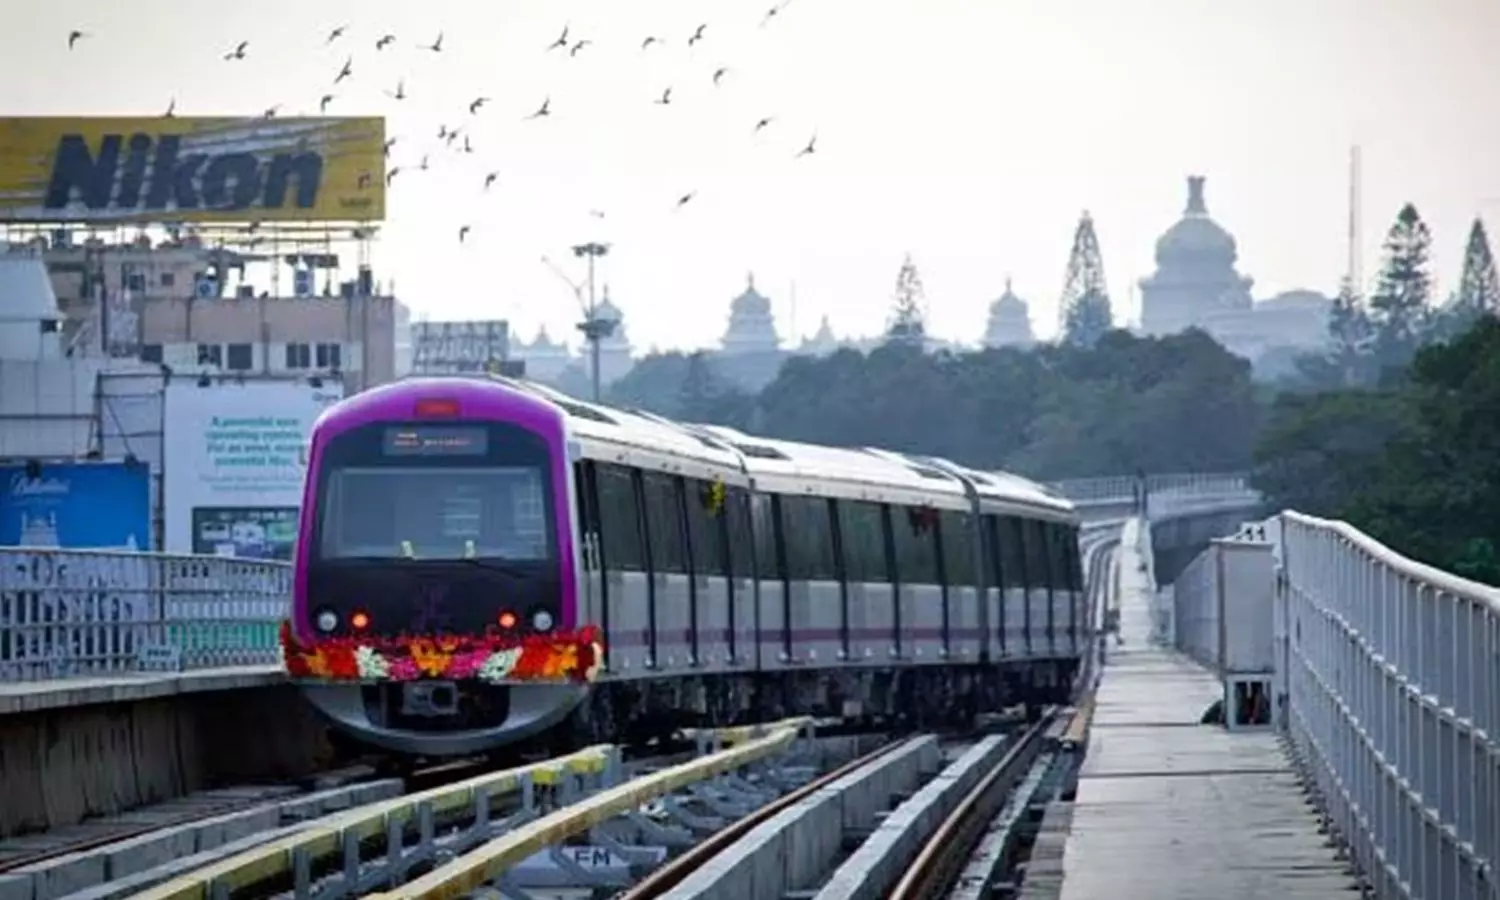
(0, 710, 1089, 900)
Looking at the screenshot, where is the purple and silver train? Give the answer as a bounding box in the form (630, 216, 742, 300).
(291, 375, 1086, 758)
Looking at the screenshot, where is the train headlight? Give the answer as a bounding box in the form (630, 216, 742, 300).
(316, 610, 339, 633)
(531, 609, 554, 633)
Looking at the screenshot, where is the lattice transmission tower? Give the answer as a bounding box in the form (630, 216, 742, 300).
(1058, 211, 1113, 348)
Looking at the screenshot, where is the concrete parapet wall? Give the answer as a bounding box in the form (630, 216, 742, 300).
(817, 733, 1012, 900)
(0, 685, 332, 839)
(661, 736, 942, 900)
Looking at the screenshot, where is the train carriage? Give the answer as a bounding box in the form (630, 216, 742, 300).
(283, 375, 1086, 758)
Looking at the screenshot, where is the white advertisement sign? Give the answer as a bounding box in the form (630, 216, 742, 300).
(163, 381, 344, 558)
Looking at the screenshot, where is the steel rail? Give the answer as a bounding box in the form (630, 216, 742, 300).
(887, 711, 1060, 900)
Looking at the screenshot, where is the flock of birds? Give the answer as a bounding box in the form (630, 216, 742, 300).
(65, 3, 817, 245)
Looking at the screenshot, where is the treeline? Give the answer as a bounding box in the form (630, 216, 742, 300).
(1253, 205, 1500, 582)
(593, 202, 1500, 582)
(603, 326, 1261, 482)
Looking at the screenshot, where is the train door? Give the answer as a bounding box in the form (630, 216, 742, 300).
(572, 460, 607, 662)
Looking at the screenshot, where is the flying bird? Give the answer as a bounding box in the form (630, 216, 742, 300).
(753, 116, 774, 133)
(438, 124, 451, 140)
(687, 24, 707, 46)
(385, 80, 406, 100)
(641, 36, 659, 50)
(484, 172, 499, 190)
(165, 98, 177, 118)
(383, 137, 397, 156)
(386, 168, 401, 186)
(262, 105, 281, 119)
(462, 135, 474, 154)
(527, 98, 551, 119)
(419, 154, 430, 170)
(655, 87, 672, 105)
(68, 30, 88, 50)
(320, 94, 334, 113)
(675, 191, 696, 209)
(712, 67, 729, 86)
(458, 225, 471, 243)
(469, 97, 490, 114)
(444, 130, 460, 147)
(796, 133, 817, 157)
(761, 1, 794, 26)
(569, 39, 591, 57)
(548, 26, 570, 50)
(326, 25, 346, 44)
(375, 34, 396, 50)
(334, 57, 353, 84)
(424, 32, 443, 52)
(224, 41, 248, 60)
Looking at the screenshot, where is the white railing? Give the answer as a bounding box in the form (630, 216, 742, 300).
(1, 548, 289, 681)
(1279, 511, 1499, 900)
(1169, 511, 1500, 899)
(1047, 471, 1251, 505)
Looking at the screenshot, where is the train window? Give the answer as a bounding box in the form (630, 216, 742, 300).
(781, 495, 837, 581)
(750, 492, 783, 580)
(980, 515, 1001, 589)
(684, 478, 728, 577)
(997, 516, 1027, 589)
(725, 486, 755, 579)
(595, 463, 645, 571)
(1024, 519, 1052, 589)
(573, 461, 601, 572)
(642, 472, 689, 575)
(939, 511, 978, 588)
(1062, 526, 1083, 591)
(837, 500, 889, 583)
(892, 504, 940, 584)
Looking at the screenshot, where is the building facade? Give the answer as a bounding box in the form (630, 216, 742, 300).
(16, 228, 403, 392)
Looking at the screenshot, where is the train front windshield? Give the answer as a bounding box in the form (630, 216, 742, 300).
(306, 421, 562, 638)
(317, 423, 556, 562)
(320, 466, 552, 562)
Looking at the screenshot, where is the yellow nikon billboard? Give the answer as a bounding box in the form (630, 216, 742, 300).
(0, 116, 385, 224)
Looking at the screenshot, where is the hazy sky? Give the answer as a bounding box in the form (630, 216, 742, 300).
(7, 0, 1500, 350)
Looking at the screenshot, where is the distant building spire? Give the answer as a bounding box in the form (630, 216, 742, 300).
(1186, 175, 1207, 216)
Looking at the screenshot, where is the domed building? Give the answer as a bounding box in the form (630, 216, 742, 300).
(509, 325, 571, 383)
(719, 274, 781, 355)
(589, 286, 634, 385)
(982, 278, 1035, 348)
(1139, 175, 1254, 336)
(1136, 174, 1332, 375)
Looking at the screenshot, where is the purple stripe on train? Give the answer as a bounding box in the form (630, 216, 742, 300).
(292, 378, 578, 643)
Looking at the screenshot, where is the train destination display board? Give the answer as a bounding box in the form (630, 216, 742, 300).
(0, 116, 386, 223)
(383, 426, 490, 457)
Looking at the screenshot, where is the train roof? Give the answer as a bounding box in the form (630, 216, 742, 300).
(386, 374, 1075, 520)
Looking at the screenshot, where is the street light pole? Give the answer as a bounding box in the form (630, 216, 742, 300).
(571, 241, 613, 403)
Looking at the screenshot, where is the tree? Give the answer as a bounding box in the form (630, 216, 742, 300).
(1454, 217, 1500, 313)
(1059, 211, 1113, 349)
(1367, 203, 1433, 371)
(885, 253, 927, 346)
(1326, 276, 1375, 385)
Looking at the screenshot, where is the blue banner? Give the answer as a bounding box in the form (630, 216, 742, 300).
(0, 461, 152, 550)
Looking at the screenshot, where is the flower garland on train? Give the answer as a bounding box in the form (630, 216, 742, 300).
(278, 621, 605, 684)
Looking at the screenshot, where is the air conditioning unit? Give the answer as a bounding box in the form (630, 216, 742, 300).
(195, 275, 218, 299)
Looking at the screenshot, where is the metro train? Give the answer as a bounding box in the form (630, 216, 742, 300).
(283, 375, 1086, 758)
